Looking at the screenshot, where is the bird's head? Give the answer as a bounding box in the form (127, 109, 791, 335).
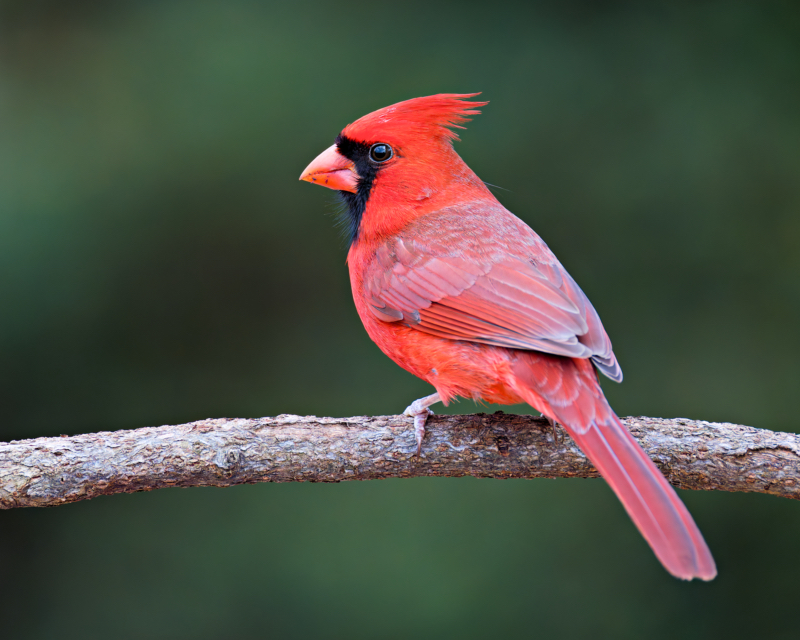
(300, 93, 490, 245)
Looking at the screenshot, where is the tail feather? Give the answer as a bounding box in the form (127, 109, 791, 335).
(571, 417, 716, 580)
(511, 352, 716, 580)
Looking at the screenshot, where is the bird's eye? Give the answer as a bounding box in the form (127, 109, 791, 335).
(369, 143, 393, 163)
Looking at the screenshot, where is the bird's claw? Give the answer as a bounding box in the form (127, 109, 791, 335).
(403, 392, 441, 457)
(404, 404, 434, 457)
(546, 416, 560, 444)
(413, 409, 433, 456)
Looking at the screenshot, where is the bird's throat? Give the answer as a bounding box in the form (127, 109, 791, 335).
(334, 135, 379, 247)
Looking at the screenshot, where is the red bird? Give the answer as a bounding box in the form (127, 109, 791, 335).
(299, 94, 716, 581)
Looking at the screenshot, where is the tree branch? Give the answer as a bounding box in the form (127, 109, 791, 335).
(1, 413, 798, 509)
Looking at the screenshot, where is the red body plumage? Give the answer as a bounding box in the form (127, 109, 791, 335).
(300, 94, 716, 580)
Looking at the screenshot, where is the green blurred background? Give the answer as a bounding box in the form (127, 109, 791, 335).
(1, 1, 798, 638)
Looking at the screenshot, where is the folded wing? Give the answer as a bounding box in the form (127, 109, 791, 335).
(365, 221, 622, 382)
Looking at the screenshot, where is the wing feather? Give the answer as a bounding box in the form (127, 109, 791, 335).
(363, 207, 622, 381)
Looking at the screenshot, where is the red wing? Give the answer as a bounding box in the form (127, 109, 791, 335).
(365, 233, 622, 382)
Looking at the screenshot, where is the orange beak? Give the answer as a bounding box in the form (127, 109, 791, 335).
(299, 144, 358, 193)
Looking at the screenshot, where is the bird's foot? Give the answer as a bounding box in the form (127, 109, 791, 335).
(403, 392, 441, 456)
(410, 409, 433, 457)
(546, 416, 560, 444)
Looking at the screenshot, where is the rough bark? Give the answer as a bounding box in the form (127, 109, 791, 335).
(1, 413, 798, 509)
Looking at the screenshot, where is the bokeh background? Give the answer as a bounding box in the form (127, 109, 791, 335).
(1, 1, 799, 638)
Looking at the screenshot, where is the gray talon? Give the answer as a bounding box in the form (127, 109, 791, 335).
(403, 392, 441, 456)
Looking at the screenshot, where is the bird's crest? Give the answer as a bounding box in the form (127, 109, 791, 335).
(342, 93, 487, 143)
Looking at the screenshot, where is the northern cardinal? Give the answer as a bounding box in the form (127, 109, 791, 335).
(300, 94, 715, 580)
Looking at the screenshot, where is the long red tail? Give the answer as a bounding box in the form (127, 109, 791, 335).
(510, 352, 716, 580)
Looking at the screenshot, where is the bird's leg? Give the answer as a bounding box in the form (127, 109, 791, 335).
(403, 392, 441, 456)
